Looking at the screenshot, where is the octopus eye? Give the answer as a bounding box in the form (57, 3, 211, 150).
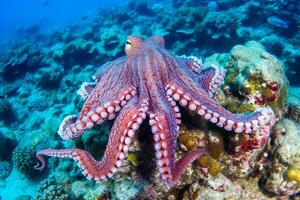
(125, 40, 132, 49)
(125, 36, 144, 56)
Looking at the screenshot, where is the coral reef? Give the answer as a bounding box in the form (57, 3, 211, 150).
(205, 41, 287, 116)
(35, 64, 64, 89)
(0, 161, 12, 179)
(262, 119, 300, 195)
(0, 132, 15, 161)
(34, 176, 73, 200)
(285, 87, 300, 123)
(0, 99, 14, 122)
(0, 41, 44, 81)
(179, 175, 268, 199)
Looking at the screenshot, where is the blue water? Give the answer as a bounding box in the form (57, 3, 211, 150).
(0, 0, 125, 45)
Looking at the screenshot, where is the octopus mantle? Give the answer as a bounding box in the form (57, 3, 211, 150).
(35, 35, 275, 186)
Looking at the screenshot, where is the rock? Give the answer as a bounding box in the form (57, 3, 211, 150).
(272, 119, 300, 166)
(0, 132, 15, 161)
(206, 41, 287, 116)
(0, 99, 14, 122)
(35, 64, 64, 89)
(182, 174, 267, 199)
(128, 0, 153, 15)
(0, 42, 44, 81)
(0, 161, 12, 179)
(285, 87, 300, 123)
(262, 119, 300, 195)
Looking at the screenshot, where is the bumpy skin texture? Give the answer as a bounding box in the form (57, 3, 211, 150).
(35, 35, 275, 186)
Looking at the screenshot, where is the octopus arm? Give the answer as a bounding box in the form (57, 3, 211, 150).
(166, 80, 275, 134)
(77, 57, 127, 100)
(149, 111, 207, 186)
(77, 81, 97, 100)
(176, 55, 203, 73)
(92, 57, 126, 82)
(147, 90, 206, 186)
(176, 55, 225, 97)
(58, 59, 136, 140)
(35, 97, 149, 181)
(198, 66, 225, 97)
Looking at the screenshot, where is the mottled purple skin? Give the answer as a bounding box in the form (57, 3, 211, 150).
(34, 35, 274, 186)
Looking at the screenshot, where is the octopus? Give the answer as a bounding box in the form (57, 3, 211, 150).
(35, 35, 275, 186)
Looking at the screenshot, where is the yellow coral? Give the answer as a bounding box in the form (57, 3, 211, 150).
(287, 166, 300, 186)
(179, 133, 197, 150)
(127, 153, 139, 166)
(208, 132, 225, 159)
(196, 156, 221, 177)
(178, 126, 206, 151)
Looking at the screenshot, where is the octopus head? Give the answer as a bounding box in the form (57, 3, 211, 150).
(150, 35, 165, 47)
(125, 35, 144, 56)
(125, 35, 166, 57)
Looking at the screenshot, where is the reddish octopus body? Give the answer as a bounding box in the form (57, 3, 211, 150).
(35, 35, 275, 186)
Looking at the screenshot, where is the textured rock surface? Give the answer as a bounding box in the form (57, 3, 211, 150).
(206, 41, 287, 115)
(273, 119, 300, 166)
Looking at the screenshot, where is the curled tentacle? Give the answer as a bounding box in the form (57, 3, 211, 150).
(35, 97, 149, 181)
(165, 83, 275, 134)
(58, 87, 137, 140)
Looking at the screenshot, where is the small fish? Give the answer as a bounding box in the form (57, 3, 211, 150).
(267, 16, 289, 29)
(176, 29, 194, 35)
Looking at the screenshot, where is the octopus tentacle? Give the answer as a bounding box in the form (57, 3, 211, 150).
(92, 57, 126, 82)
(150, 112, 207, 186)
(77, 81, 97, 100)
(58, 87, 137, 140)
(198, 65, 226, 97)
(165, 83, 275, 134)
(35, 97, 149, 181)
(176, 55, 225, 97)
(177, 55, 203, 73)
(166, 95, 181, 132)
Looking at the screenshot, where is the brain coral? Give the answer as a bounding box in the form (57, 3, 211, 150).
(34, 176, 72, 200)
(12, 145, 38, 177)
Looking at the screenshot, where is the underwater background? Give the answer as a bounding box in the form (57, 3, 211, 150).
(0, 0, 299, 199)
